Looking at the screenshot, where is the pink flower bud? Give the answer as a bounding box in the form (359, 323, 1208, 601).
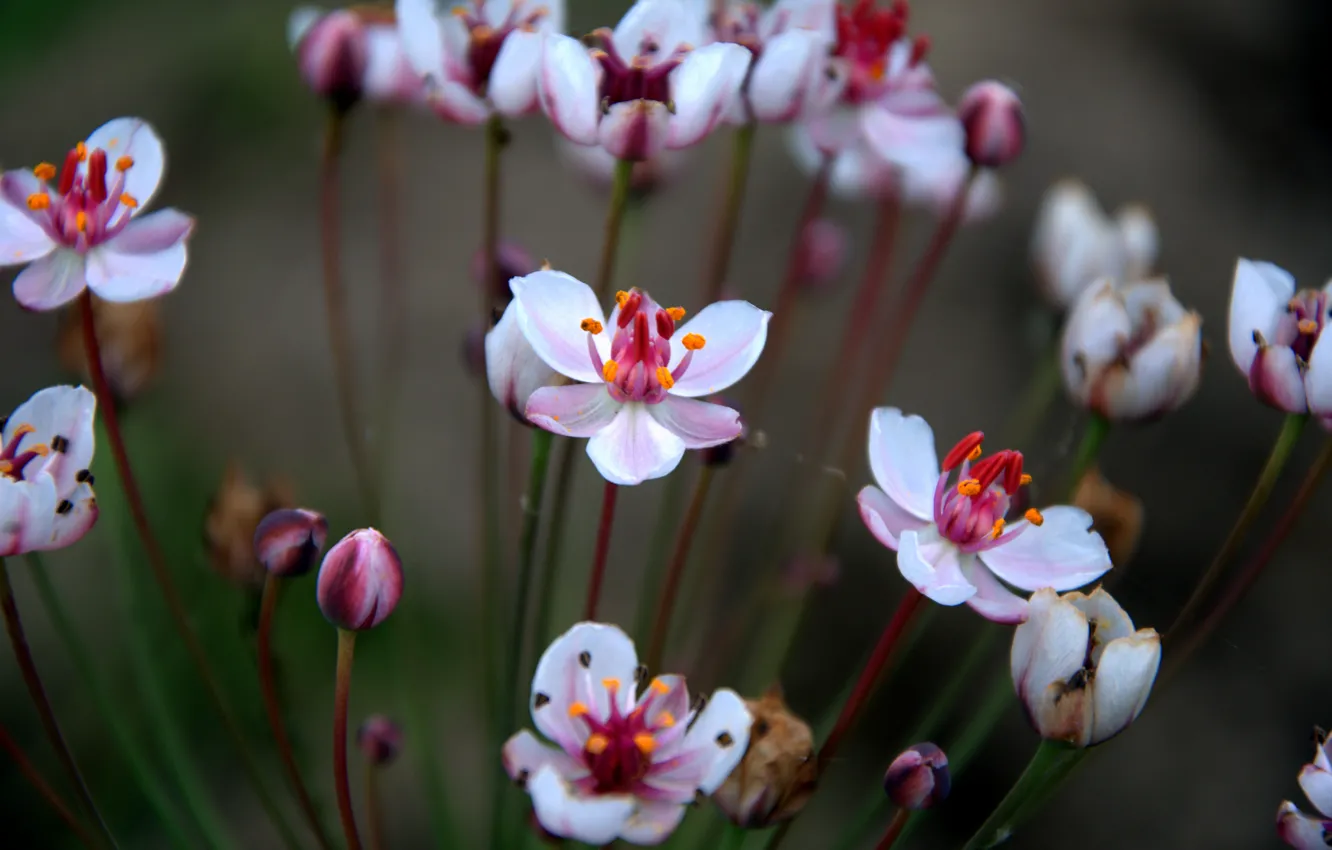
(883, 742, 950, 810)
(796, 219, 849, 292)
(356, 714, 403, 765)
(958, 81, 1025, 169)
(293, 10, 369, 111)
(471, 240, 537, 306)
(316, 528, 403, 630)
(253, 508, 328, 578)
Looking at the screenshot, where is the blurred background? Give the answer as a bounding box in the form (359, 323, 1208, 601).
(3, 0, 1332, 847)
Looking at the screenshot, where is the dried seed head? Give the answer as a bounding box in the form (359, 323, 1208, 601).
(1072, 465, 1144, 569)
(711, 688, 819, 828)
(204, 464, 294, 588)
(57, 296, 161, 404)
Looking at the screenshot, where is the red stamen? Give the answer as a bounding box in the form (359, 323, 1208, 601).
(57, 148, 80, 196)
(655, 308, 675, 339)
(618, 292, 643, 327)
(87, 150, 108, 204)
(941, 431, 984, 472)
(909, 34, 931, 66)
(1002, 451, 1025, 494)
(970, 450, 1012, 492)
(634, 311, 651, 365)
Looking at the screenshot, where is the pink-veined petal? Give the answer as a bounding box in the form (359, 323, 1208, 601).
(865, 407, 937, 521)
(896, 528, 975, 605)
(978, 506, 1110, 592)
(961, 560, 1029, 624)
(502, 729, 588, 784)
(600, 100, 671, 162)
(614, 0, 698, 61)
(1249, 344, 1308, 413)
(667, 43, 751, 149)
(395, 0, 445, 79)
(526, 384, 621, 436)
(7, 385, 97, 500)
(860, 104, 964, 174)
(426, 78, 492, 124)
(647, 396, 740, 449)
(1304, 333, 1332, 425)
(667, 301, 770, 397)
(42, 480, 97, 552)
(539, 34, 601, 146)
(510, 270, 608, 383)
(1302, 763, 1332, 820)
(747, 30, 819, 123)
(617, 801, 687, 845)
(529, 765, 635, 846)
(856, 485, 929, 551)
(1088, 630, 1160, 745)
(13, 250, 87, 311)
(489, 29, 543, 116)
(586, 404, 686, 485)
(1228, 258, 1293, 376)
(487, 301, 561, 419)
(0, 475, 57, 557)
(1278, 801, 1331, 850)
(85, 209, 193, 303)
(0, 171, 57, 266)
(85, 118, 165, 213)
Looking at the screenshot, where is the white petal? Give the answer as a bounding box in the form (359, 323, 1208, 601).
(1300, 763, 1332, 820)
(510, 270, 608, 384)
(538, 34, 601, 146)
(1105, 312, 1202, 420)
(586, 404, 686, 485)
(676, 688, 752, 794)
(856, 485, 929, 551)
(977, 506, 1111, 592)
(668, 301, 770, 397)
(614, 0, 697, 60)
(896, 528, 976, 606)
(427, 79, 492, 124)
(866, 408, 938, 522)
(486, 300, 560, 418)
(0, 475, 57, 557)
(961, 560, 1030, 624)
(1250, 345, 1309, 413)
(647, 396, 741, 449)
(1278, 801, 1331, 850)
(0, 171, 57, 266)
(600, 101, 671, 162)
(617, 801, 687, 845)
(1088, 630, 1160, 745)
(667, 43, 751, 149)
(1305, 334, 1332, 425)
(7, 386, 97, 500)
(526, 384, 622, 437)
(396, 0, 446, 78)
(1114, 204, 1158, 280)
(747, 30, 819, 123)
(85, 118, 166, 213)
(1066, 587, 1134, 664)
(13, 250, 88, 311)
(1010, 588, 1088, 716)
(489, 29, 543, 116)
(1228, 258, 1293, 376)
(529, 765, 635, 846)
(85, 209, 194, 303)
(502, 729, 588, 784)
(44, 480, 97, 552)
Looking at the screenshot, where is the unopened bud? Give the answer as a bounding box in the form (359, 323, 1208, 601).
(356, 714, 403, 765)
(254, 508, 328, 578)
(796, 218, 848, 292)
(57, 296, 161, 403)
(712, 688, 818, 828)
(472, 240, 537, 307)
(883, 742, 950, 810)
(205, 465, 294, 588)
(316, 528, 403, 630)
(958, 81, 1025, 169)
(292, 9, 369, 111)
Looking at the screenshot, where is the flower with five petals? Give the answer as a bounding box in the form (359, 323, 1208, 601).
(0, 119, 195, 311)
(510, 269, 769, 485)
(503, 622, 751, 845)
(855, 408, 1111, 623)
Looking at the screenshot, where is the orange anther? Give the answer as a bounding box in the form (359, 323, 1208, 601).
(991, 518, 1006, 539)
(603, 361, 619, 382)
(586, 734, 609, 755)
(472, 24, 494, 41)
(115, 155, 134, 171)
(601, 677, 620, 691)
(26, 193, 50, 211)
(657, 710, 676, 728)
(1299, 319, 1319, 335)
(1019, 474, 1032, 486)
(451, 5, 468, 15)
(568, 701, 589, 718)
(967, 445, 983, 461)
(634, 733, 657, 755)
(1024, 508, 1044, 526)
(656, 367, 675, 390)
(615, 290, 630, 308)
(75, 211, 88, 232)
(650, 678, 670, 695)
(666, 306, 686, 321)
(10, 424, 35, 438)
(957, 479, 981, 497)
(120, 194, 139, 209)
(869, 59, 886, 81)
(681, 333, 706, 351)
(29, 444, 48, 457)
(0, 461, 11, 476)
(32, 163, 56, 181)
(581, 318, 604, 334)
(75, 142, 87, 161)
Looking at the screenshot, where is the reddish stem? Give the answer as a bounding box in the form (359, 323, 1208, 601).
(818, 588, 925, 772)
(333, 628, 362, 850)
(584, 482, 621, 620)
(644, 466, 715, 673)
(258, 575, 334, 850)
(0, 723, 95, 847)
(874, 808, 911, 850)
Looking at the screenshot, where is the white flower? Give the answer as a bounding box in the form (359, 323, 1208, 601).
(510, 270, 769, 485)
(1228, 259, 1332, 424)
(486, 298, 560, 421)
(1031, 180, 1157, 308)
(537, 0, 752, 161)
(855, 408, 1111, 623)
(0, 387, 99, 555)
(503, 622, 751, 845)
(1010, 587, 1160, 747)
(0, 119, 195, 311)
(1279, 731, 1332, 849)
(1061, 277, 1202, 422)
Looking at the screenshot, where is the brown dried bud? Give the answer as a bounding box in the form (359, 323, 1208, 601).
(883, 742, 950, 810)
(711, 687, 818, 829)
(57, 295, 161, 403)
(1072, 465, 1144, 569)
(204, 464, 294, 588)
(356, 715, 403, 765)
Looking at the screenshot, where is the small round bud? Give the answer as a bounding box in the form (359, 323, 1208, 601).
(356, 715, 403, 765)
(712, 688, 818, 829)
(883, 742, 950, 810)
(316, 528, 403, 630)
(796, 218, 848, 293)
(254, 508, 328, 578)
(472, 240, 537, 307)
(957, 81, 1025, 169)
(293, 10, 369, 112)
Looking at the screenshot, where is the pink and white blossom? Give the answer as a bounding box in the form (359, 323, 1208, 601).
(855, 408, 1111, 623)
(1228, 259, 1332, 424)
(0, 386, 99, 555)
(538, 0, 752, 161)
(1031, 180, 1157, 309)
(290, 7, 428, 105)
(396, 0, 564, 123)
(510, 270, 769, 485)
(1278, 731, 1332, 849)
(487, 298, 560, 421)
(0, 119, 195, 311)
(503, 622, 751, 845)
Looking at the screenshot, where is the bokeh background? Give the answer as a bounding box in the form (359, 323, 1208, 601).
(3, 0, 1332, 847)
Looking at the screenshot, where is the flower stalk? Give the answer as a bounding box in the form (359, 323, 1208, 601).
(960, 740, 1086, 850)
(874, 809, 911, 850)
(258, 574, 334, 850)
(702, 122, 758, 303)
(364, 760, 386, 850)
(584, 481, 621, 620)
(374, 107, 408, 483)
(0, 557, 114, 848)
(595, 158, 635, 300)
(80, 290, 302, 849)
(644, 464, 716, 674)
(333, 628, 362, 850)
(0, 723, 95, 847)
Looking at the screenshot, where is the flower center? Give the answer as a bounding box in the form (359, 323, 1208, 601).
(452, 1, 548, 90)
(568, 677, 678, 795)
(24, 143, 138, 252)
(0, 423, 49, 482)
(1277, 288, 1331, 364)
(589, 29, 691, 108)
(933, 431, 1037, 553)
(582, 290, 703, 404)
(833, 0, 929, 104)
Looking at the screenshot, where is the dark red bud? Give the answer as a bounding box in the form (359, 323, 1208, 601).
(357, 714, 403, 765)
(295, 10, 370, 112)
(316, 528, 403, 631)
(254, 508, 328, 578)
(957, 80, 1025, 169)
(884, 742, 949, 810)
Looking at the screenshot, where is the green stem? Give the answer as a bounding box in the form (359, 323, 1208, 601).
(0, 720, 97, 846)
(1064, 413, 1111, 499)
(960, 740, 1085, 850)
(719, 822, 749, 850)
(373, 106, 407, 492)
(399, 601, 457, 849)
(701, 122, 757, 303)
(26, 555, 196, 850)
(333, 629, 362, 850)
(0, 557, 116, 848)
(594, 159, 635, 300)
(873, 809, 910, 850)
(1170, 412, 1306, 636)
(1000, 338, 1062, 449)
